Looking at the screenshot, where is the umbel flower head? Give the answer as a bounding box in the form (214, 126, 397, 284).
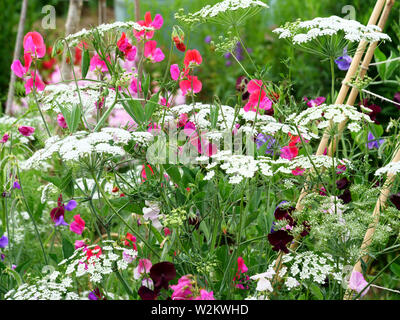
(273, 16, 391, 58)
(189, 0, 268, 26)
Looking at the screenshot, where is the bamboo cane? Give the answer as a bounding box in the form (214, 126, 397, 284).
(328, 0, 396, 157)
(273, 0, 388, 281)
(5, 0, 29, 115)
(343, 145, 400, 300)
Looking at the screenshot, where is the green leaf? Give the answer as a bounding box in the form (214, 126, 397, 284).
(81, 48, 90, 79)
(142, 74, 151, 98)
(121, 93, 145, 125)
(390, 263, 400, 278)
(210, 104, 219, 129)
(309, 284, 324, 300)
(62, 238, 74, 259)
(49, 253, 59, 263)
(163, 164, 181, 184)
(144, 92, 160, 122)
(59, 169, 74, 198)
(56, 102, 81, 133)
(374, 48, 387, 80)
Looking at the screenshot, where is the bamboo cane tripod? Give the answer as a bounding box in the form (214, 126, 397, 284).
(273, 0, 395, 285)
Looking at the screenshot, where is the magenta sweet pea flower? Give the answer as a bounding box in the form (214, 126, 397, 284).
(18, 126, 35, 137)
(74, 240, 86, 249)
(57, 113, 68, 129)
(24, 72, 45, 94)
(23, 31, 46, 58)
(144, 40, 165, 63)
(89, 54, 109, 73)
(195, 289, 215, 300)
(133, 12, 164, 41)
(0, 133, 9, 143)
(70, 214, 85, 235)
(304, 96, 326, 108)
(237, 256, 248, 273)
(170, 64, 180, 81)
(170, 275, 195, 300)
(348, 271, 370, 296)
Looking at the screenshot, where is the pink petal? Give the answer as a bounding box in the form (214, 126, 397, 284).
(170, 64, 180, 81)
(152, 48, 165, 62)
(151, 14, 164, 29)
(11, 60, 25, 78)
(144, 40, 157, 58)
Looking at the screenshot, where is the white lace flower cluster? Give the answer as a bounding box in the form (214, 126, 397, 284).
(65, 21, 153, 46)
(249, 251, 344, 298)
(288, 104, 373, 132)
(59, 241, 137, 284)
(273, 16, 391, 44)
(192, 0, 268, 19)
(5, 272, 77, 300)
(375, 161, 400, 176)
(203, 152, 351, 184)
(39, 83, 125, 115)
(21, 128, 153, 170)
(166, 103, 317, 141)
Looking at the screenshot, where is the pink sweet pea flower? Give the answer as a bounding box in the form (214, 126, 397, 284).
(11, 60, 27, 78)
(170, 275, 195, 300)
(23, 31, 46, 58)
(24, 72, 45, 94)
(280, 145, 298, 160)
(147, 122, 161, 134)
(184, 49, 202, 68)
(57, 113, 68, 128)
(70, 214, 85, 235)
(237, 256, 248, 273)
(117, 32, 137, 61)
(179, 75, 202, 96)
(144, 40, 165, 63)
(292, 167, 305, 176)
(349, 271, 370, 296)
(170, 64, 180, 81)
(74, 240, 86, 249)
(244, 80, 273, 113)
(18, 126, 35, 137)
(195, 289, 215, 300)
(130, 77, 142, 95)
(90, 54, 109, 72)
(0, 133, 9, 143)
(304, 96, 326, 108)
(177, 113, 188, 128)
(133, 12, 164, 41)
(134, 259, 153, 279)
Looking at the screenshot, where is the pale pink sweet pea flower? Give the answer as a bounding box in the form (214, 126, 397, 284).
(57, 113, 68, 128)
(18, 126, 35, 137)
(144, 40, 165, 63)
(70, 214, 85, 235)
(134, 259, 152, 279)
(170, 64, 180, 81)
(349, 271, 370, 296)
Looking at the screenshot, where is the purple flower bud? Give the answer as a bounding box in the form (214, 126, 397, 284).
(0, 235, 9, 249)
(204, 36, 212, 44)
(65, 199, 77, 211)
(335, 47, 352, 71)
(13, 181, 21, 190)
(1, 254, 5, 261)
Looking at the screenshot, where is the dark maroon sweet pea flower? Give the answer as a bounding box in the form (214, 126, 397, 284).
(389, 193, 400, 210)
(274, 201, 295, 226)
(50, 194, 66, 224)
(336, 177, 350, 190)
(394, 92, 400, 110)
(236, 76, 249, 101)
(267, 230, 293, 254)
(300, 221, 311, 237)
(150, 262, 176, 291)
(360, 99, 381, 124)
(138, 285, 158, 300)
(338, 189, 352, 204)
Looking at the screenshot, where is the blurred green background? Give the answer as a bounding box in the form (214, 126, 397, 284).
(1, 0, 400, 123)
